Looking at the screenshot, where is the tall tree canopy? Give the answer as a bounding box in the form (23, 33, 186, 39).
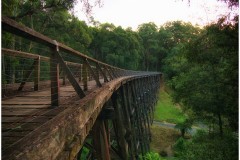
(168, 17, 238, 134)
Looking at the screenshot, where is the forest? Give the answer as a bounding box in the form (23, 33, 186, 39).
(2, 0, 238, 159)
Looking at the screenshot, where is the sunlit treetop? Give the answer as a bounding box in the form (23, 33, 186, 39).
(2, 0, 103, 19)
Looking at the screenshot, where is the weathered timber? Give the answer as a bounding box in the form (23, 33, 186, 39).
(2, 48, 50, 61)
(50, 46, 60, 107)
(83, 59, 102, 87)
(109, 67, 118, 78)
(92, 120, 111, 160)
(2, 16, 124, 74)
(2, 16, 163, 160)
(120, 84, 135, 159)
(125, 82, 138, 157)
(82, 63, 88, 91)
(112, 92, 128, 160)
(96, 63, 109, 83)
(52, 41, 86, 99)
(2, 76, 135, 160)
(104, 66, 114, 80)
(34, 56, 40, 91)
(62, 62, 67, 85)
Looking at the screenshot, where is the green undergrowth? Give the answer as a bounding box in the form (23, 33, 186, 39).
(154, 87, 186, 124)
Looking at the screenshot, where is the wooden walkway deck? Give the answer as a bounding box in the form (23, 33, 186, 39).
(2, 79, 103, 151)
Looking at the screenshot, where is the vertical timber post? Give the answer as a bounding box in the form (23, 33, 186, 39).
(112, 92, 129, 160)
(92, 119, 111, 160)
(78, 64, 82, 82)
(82, 63, 88, 91)
(62, 62, 67, 85)
(50, 46, 60, 107)
(34, 56, 40, 91)
(120, 84, 136, 159)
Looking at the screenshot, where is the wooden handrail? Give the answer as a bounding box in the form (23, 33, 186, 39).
(2, 48, 82, 67)
(2, 16, 160, 106)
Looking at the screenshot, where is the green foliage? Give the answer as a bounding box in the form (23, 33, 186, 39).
(161, 21, 201, 80)
(175, 119, 193, 137)
(173, 130, 238, 160)
(168, 18, 238, 134)
(140, 152, 166, 160)
(138, 22, 159, 71)
(78, 146, 90, 160)
(89, 24, 142, 70)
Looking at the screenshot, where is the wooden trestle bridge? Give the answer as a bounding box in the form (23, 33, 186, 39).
(1, 17, 162, 160)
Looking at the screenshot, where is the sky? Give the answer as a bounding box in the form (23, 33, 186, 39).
(74, 0, 238, 30)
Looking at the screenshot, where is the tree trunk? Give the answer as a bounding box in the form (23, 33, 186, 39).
(218, 113, 223, 136)
(181, 129, 185, 138)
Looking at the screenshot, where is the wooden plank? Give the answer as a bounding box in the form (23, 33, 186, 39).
(3, 96, 51, 102)
(2, 108, 48, 116)
(2, 137, 24, 148)
(2, 104, 50, 109)
(2, 101, 51, 105)
(2, 116, 53, 123)
(60, 88, 75, 92)
(2, 48, 50, 62)
(2, 16, 56, 48)
(17, 90, 51, 96)
(2, 116, 28, 122)
(2, 131, 32, 137)
(2, 122, 43, 131)
(16, 95, 50, 97)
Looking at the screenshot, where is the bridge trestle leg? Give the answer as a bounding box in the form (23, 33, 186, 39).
(92, 119, 111, 160)
(112, 92, 129, 160)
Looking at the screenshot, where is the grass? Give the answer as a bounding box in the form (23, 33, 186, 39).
(154, 87, 186, 124)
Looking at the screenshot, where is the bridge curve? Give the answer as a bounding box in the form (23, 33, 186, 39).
(2, 17, 162, 160)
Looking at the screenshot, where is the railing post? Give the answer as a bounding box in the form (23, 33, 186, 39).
(83, 59, 102, 87)
(62, 62, 67, 85)
(82, 63, 88, 91)
(78, 64, 82, 82)
(50, 47, 60, 107)
(104, 66, 114, 80)
(96, 63, 108, 83)
(34, 56, 40, 91)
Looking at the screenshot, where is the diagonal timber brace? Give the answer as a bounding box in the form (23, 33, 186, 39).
(52, 40, 85, 99)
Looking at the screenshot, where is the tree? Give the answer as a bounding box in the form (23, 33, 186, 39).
(160, 21, 201, 80)
(173, 130, 238, 160)
(138, 22, 159, 71)
(168, 17, 238, 135)
(175, 119, 193, 137)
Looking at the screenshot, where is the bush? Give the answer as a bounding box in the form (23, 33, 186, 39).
(173, 130, 238, 160)
(139, 152, 166, 160)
